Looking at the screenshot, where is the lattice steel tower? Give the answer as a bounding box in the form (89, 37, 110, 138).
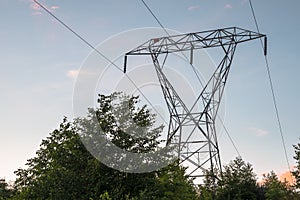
(124, 27, 266, 182)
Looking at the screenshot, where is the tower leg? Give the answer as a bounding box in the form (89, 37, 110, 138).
(151, 43, 237, 183)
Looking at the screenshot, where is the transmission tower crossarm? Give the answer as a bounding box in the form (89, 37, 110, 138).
(125, 27, 266, 56)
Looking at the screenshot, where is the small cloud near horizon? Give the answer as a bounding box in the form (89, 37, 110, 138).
(50, 5, 59, 10)
(187, 5, 200, 11)
(67, 70, 79, 79)
(240, 0, 248, 5)
(224, 4, 233, 9)
(29, 0, 42, 15)
(28, 0, 60, 15)
(249, 127, 269, 137)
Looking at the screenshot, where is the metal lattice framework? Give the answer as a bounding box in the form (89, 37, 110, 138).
(124, 27, 266, 182)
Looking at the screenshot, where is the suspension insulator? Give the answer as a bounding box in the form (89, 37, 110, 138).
(264, 37, 267, 56)
(124, 55, 127, 73)
(190, 45, 194, 65)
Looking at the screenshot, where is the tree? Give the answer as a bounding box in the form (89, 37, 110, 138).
(99, 192, 111, 200)
(12, 93, 198, 199)
(261, 171, 294, 200)
(292, 139, 300, 189)
(13, 118, 95, 199)
(217, 157, 259, 200)
(199, 169, 220, 200)
(200, 157, 260, 200)
(149, 160, 198, 200)
(75, 93, 171, 199)
(0, 178, 14, 199)
(77, 93, 170, 174)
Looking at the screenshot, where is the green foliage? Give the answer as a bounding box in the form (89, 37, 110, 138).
(199, 157, 260, 200)
(0, 178, 14, 199)
(217, 157, 259, 200)
(292, 139, 300, 189)
(99, 191, 111, 200)
(95, 93, 163, 153)
(198, 170, 216, 200)
(198, 186, 213, 200)
(199, 156, 300, 200)
(151, 160, 198, 200)
(12, 93, 197, 200)
(10, 93, 300, 199)
(10, 93, 300, 200)
(124, 161, 198, 200)
(13, 118, 94, 199)
(262, 171, 291, 200)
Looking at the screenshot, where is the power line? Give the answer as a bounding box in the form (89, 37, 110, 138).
(32, 0, 168, 125)
(218, 116, 241, 158)
(248, 0, 291, 172)
(141, 0, 169, 36)
(140, 0, 205, 88)
(33, 0, 105, 62)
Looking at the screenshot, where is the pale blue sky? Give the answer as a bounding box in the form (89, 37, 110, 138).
(0, 0, 299, 181)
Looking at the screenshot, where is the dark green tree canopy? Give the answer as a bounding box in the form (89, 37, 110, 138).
(292, 139, 300, 189)
(12, 93, 198, 200)
(199, 156, 300, 200)
(262, 170, 295, 200)
(0, 178, 14, 199)
(199, 157, 261, 200)
(9, 93, 300, 200)
(217, 157, 259, 200)
(76, 93, 174, 174)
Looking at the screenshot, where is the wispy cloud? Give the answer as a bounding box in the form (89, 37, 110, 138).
(224, 4, 233, 9)
(187, 5, 200, 11)
(29, 1, 41, 11)
(249, 127, 269, 137)
(240, 0, 248, 5)
(50, 5, 59, 10)
(28, 0, 60, 15)
(67, 70, 79, 79)
(29, 0, 42, 15)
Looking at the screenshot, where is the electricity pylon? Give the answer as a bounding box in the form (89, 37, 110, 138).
(124, 27, 266, 182)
